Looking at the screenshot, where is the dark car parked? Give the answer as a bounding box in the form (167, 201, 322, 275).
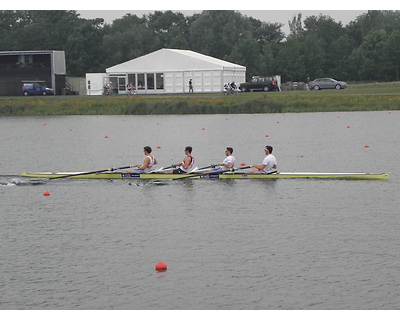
(309, 78, 348, 90)
(239, 76, 279, 92)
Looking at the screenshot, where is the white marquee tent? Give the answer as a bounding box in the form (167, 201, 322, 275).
(86, 48, 246, 95)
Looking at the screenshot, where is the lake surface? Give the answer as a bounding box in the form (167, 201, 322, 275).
(1, 111, 399, 310)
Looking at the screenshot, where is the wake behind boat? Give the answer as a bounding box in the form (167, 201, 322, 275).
(21, 171, 389, 180)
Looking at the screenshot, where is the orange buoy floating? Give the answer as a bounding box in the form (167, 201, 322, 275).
(43, 191, 50, 196)
(155, 261, 167, 272)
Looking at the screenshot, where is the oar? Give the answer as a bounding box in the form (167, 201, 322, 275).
(48, 166, 133, 180)
(173, 166, 251, 180)
(149, 165, 177, 173)
(196, 164, 217, 171)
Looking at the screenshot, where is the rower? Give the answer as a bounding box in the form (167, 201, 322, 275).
(207, 147, 236, 172)
(165, 146, 195, 174)
(248, 145, 277, 174)
(129, 146, 157, 173)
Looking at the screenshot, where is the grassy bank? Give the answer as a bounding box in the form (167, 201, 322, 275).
(1, 82, 400, 116)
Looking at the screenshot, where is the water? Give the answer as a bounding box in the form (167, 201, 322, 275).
(1, 112, 399, 310)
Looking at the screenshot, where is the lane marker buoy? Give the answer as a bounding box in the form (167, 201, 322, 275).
(155, 261, 167, 272)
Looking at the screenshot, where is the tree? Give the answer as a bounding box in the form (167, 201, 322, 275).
(275, 36, 306, 81)
(326, 35, 356, 80)
(2, 10, 81, 50)
(302, 33, 325, 80)
(384, 30, 400, 81)
(101, 13, 161, 67)
(225, 38, 262, 79)
(65, 20, 105, 76)
(146, 11, 190, 48)
(248, 16, 284, 44)
(352, 30, 389, 81)
(288, 13, 304, 39)
(189, 11, 252, 58)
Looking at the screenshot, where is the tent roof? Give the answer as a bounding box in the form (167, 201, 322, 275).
(106, 48, 246, 73)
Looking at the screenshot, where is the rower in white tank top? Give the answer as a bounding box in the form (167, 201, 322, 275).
(178, 155, 194, 173)
(131, 146, 157, 173)
(165, 146, 195, 174)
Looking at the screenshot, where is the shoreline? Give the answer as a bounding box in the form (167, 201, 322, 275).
(1, 83, 400, 116)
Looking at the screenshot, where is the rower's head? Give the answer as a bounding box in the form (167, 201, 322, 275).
(144, 146, 152, 154)
(226, 147, 233, 155)
(265, 145, 273, 154)
(185, 146, 192, 154)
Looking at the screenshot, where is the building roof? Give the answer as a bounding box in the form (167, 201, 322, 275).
(106, 48, 246, 73)
(0, 50, 63, 56)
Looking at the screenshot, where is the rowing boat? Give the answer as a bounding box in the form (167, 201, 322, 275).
(21, 171, 389, 180)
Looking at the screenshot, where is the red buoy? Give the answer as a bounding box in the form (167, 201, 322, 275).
(240, 162, 246, 166)
(155, 261, 167, 272)
(104, 135, 109, 138)
(265, 135, 269, 137)
(43, 191, 50, 196)
(364, 145, 370, 148)
(157, 146, 161, 149)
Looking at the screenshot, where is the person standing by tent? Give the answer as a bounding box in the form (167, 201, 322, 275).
(189, 79, 193, 93)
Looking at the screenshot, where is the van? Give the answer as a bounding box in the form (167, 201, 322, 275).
(22, 81, 54, 96)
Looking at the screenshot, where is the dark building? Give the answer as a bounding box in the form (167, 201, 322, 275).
(0, 50, 66, 96)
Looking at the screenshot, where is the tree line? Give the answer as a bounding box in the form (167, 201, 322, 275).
(1, 10, 400, 82)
